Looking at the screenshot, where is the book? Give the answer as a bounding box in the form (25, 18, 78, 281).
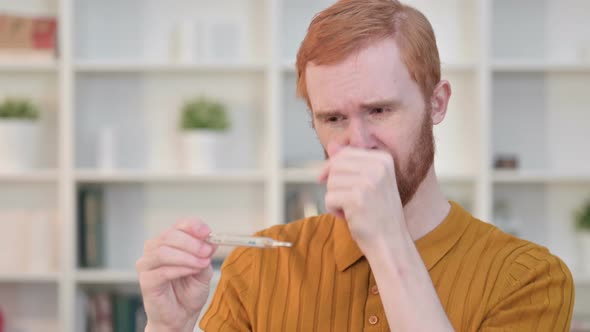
(112, 294, 132, 332)
(78, 186, 105, 268)
(87, 292, 113, 332)
(86, 292, 146, 332)
(0, 13, 57, 63)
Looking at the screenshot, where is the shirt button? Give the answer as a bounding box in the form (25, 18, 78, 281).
(371, 285, 379, 295)
(368, 315, 379, 325)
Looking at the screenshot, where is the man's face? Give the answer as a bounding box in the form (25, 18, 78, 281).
(306, 37, 435, 206)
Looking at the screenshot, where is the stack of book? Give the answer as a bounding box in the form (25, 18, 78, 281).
(0, 13, 57, 62)
(85, 292, 147, 332)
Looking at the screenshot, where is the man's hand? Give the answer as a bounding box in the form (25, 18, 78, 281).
(318, 142, 408, 253)
(319, 143, 455, 332)
(136, 219, 218, 332)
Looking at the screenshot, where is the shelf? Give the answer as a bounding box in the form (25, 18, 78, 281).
(283, 168, 322, 184)
(493, 170, 590, 183)
(0, 272, 59, 283)
(0, 170, 58, 183)
(75, 61, 266, 74)
(492, 60, 590, 73)
(280, 60, 478, 74)
(76, 269, 138, 284)
(0, 60, 59, 72)
(75, 269, 223, 285)
(283, 168, 477, 184)
(438, 173, 478, 183)
(76, 169, 266, 184)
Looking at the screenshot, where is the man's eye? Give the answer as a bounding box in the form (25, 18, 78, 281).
(370, 107, 387, 115)
(326, 116, 342, 123)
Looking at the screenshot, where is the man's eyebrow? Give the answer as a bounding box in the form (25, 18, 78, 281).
(313, 99, 402, 119)
(360, 99, 402, 110)
(313, 110, 345, 120)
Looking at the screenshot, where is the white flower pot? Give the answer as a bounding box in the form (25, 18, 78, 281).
(0, 119, 40, 172)
(578, 232, 590, 273)
(179, 130, 223, 172)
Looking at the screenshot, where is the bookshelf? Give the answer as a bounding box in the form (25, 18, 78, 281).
(0, 61, 59, 72)
(492, 60, 590, 73)
(1, 0, 590, 331)
(75, 270, 139, 285)
(0, 272, 59, 283)
(0, 170, 58, 183)
(74, 61, 267, 74)
(75, 169, 266, 184)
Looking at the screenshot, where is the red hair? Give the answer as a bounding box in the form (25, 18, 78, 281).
(296, 0, 441, 108)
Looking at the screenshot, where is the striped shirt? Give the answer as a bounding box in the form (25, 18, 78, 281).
(200, 201, 574, 331)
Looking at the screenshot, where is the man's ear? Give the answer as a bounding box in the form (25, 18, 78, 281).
(430, 80, 451, 125)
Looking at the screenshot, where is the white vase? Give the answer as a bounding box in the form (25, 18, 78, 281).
(179, 130, 222, 172)
(0, 119, 40, 172)
(578, 232, 590, 274)
(171, 20, 198, 63)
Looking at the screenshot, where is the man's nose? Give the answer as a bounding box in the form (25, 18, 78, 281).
(345, 119, 377, 150)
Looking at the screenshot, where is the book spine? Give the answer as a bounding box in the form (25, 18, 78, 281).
(0, 13, 57, 61)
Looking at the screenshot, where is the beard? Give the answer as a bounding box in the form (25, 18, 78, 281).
(396, 110, 435, 206)
(322, 109, 435, 207)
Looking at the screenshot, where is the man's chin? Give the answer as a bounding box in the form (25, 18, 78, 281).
(399, 163, 433, 206)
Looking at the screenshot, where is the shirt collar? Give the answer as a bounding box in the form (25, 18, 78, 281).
(333, 215, 364, 272)
(333, 201, 471, 272)
(414, 201, 471, 270)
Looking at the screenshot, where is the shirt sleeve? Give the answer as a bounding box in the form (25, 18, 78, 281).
(199, 247, 253, 332)
(479, 248, 575, 332)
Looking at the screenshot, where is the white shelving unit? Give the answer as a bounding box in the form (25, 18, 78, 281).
(0, 61, 60, 73)
(75, 269, 138, 285)
(282, 60, 479, 74)
(75, 169, 266, 184)
(75, 61, 267, 74)
(492, 60, 590, 73)
(0, 170, 58, 183)
(1, 0, 590, 330)
(494, 170, 590, 184)
(0, 272, 60, 284)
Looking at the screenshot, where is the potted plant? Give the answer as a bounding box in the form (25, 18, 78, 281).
(178, 96, 230, 171)
(576, 200, 590, 273)
(0, 98, 40, 171)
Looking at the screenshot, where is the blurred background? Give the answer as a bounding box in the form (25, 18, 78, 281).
(0, 0, 589, 331)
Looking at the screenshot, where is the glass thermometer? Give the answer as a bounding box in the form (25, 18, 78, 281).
(207, 233, 292, 248)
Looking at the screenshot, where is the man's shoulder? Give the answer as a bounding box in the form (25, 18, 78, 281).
(465, 216, 573, 287)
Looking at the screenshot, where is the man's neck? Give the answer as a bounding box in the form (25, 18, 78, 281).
(403, 165, 451, 241)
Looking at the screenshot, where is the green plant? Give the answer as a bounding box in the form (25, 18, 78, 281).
(0, 98, 39, 120)
(180, 97, 230, 131)
(575, 200, 590, 231)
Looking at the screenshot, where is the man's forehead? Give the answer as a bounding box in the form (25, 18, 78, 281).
(304, 37, 414, 111)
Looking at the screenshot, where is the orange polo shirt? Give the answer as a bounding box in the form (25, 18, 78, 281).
(200, 201, 574, 331)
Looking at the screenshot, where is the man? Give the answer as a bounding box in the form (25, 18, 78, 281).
(136, 0, 574, 331)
